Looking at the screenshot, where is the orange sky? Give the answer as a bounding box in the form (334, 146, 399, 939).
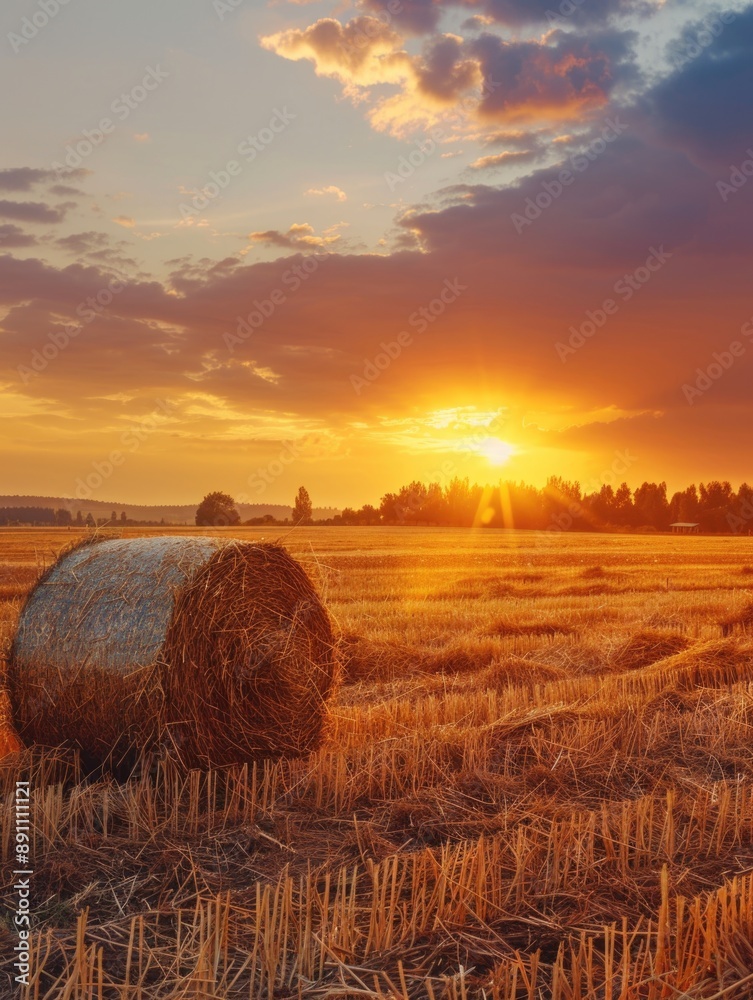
(1, 0, 752, 507)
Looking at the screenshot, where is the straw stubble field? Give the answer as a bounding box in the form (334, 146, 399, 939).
(2, 526, 753, 998)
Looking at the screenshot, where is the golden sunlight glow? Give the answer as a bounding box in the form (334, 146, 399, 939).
(476, 437, 516, 466)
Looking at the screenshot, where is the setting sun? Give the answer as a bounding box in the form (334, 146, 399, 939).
(476, 438, 517, 466)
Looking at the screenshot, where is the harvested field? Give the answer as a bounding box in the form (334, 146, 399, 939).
(2, 525, 753, 998)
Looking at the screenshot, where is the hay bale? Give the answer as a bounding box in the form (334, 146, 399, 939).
(8, 536, 337, 770)
(0, 687, 22, 759)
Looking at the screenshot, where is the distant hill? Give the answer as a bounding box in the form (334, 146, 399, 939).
(0, 496, 340, 524)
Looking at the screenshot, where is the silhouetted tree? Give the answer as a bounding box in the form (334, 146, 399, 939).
(292, 487, 313, 525)
(195, 492, 240, 526)
(633, 482, 669, 529)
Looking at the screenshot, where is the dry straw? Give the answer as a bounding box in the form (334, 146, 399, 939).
(8, 536, 337, 771)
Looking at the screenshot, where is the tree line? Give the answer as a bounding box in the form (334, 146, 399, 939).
(6, 478, 752, 534)
(0, 508, 162, 527)
(196, 480, 753, 535)
(336, 477, 753, 534)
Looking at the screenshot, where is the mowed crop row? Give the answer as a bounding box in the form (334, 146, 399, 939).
(1, 526, 753, 997)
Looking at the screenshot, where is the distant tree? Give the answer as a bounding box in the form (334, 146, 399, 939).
(75, 510, 84, 526)
(121, 511, 127, 523)
(55, 508, 73, 526)
(292, 487, 313, 525)
(0, 507, 55, 526)
(614, 483, 634, 525)
(359, 504, 381, 525)
(110, 510, 117, 524)
(698, 481, 734, 533)
(633, 482, 669, 530)
(85, 513, 95, 527)
(195, 492, 240, 527)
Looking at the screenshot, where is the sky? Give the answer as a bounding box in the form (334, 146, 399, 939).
(1, 0, 752, 508)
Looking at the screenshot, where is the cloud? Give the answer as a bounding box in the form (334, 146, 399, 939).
(650, 6, 753, 165)
(401, 133, 719, 266)
(469, 149, 539, 168)
(305, 185, 348, 201)
(113, 215, 136, 228)
(261, 16, 407, 87)
(49, 184, 86, 196)
(0, 224, 37, 248)
(0, 167, 88, 192)
(369, 0, 654, 30)
(470, 28, 638, 124)
(56, 231, 111, 254)
(265, 13, 639, 135)
(413, 33, 480, 103)
(461, 14, 495, 31)
(248, 222, 342, 249)
(0, 200, 68, 224)
(2, 5, 752, 499)
(359, 0, 443, 34)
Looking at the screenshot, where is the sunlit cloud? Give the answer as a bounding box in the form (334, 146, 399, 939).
(305, 185, 348, 201)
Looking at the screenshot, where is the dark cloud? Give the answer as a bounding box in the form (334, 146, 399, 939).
(248, 224, 338, 250)
(49, 184, 86, 197)
(86, 248, 140, 270)
(462, 0, 645, 27)
(403, 134, 710, 265)
(471, 29, 638, 123)
(0, 200, 68, 224)
(0, 224, 37, 248)
(359, 0, 442, 34)
(359, 0, 651, 31)
(651, 5, 753, 165)
(0, 167, 88, 192)
(414, 34, 478, 102)
(56, 232, 111, 254)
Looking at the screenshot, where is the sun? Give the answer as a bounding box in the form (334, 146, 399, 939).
(477, 437, 516, 466)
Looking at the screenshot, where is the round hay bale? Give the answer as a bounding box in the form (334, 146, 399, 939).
(8, 536, 337, 770)
(0, 687, 22, 760)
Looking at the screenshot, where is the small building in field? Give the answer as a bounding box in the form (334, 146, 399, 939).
(670, 522, 701, 534)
